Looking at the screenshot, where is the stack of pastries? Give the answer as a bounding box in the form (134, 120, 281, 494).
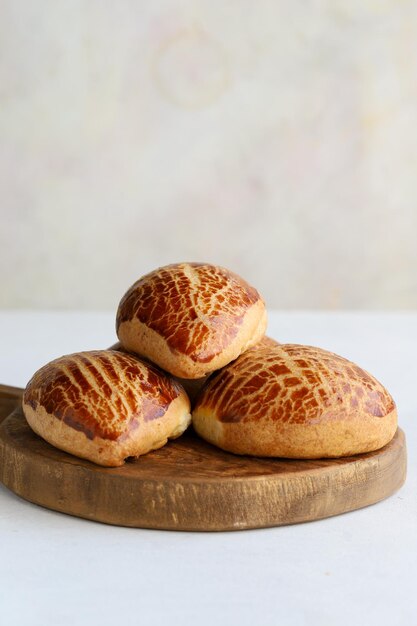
(22, 263, 397, 467)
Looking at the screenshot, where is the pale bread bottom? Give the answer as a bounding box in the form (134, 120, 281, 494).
(192, 406, 398, 458)
(117, 300, 267, 379)
(23, 393, 191, 467)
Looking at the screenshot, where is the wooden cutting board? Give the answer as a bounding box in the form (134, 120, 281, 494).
(0, 384, 407, 531)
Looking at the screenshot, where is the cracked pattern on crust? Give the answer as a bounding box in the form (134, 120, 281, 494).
(23, 350, 182, 441)
(116, 263, 262, 363)
(195, 344, 395, 424)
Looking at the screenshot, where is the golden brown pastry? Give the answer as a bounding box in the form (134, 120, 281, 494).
(115, 262, 267, 379)
(192, 344, 397, 458)
(22, 350, 191, 467)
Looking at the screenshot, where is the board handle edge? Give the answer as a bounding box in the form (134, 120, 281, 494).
(0, 384, 24, 400)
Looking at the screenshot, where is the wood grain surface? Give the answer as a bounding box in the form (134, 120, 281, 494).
(0, 385, 407, 531)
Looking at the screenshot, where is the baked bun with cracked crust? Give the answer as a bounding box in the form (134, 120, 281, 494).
(23, 350, 191, 467)
(192, 344, 397, 458)
(116, 263, 267, 379)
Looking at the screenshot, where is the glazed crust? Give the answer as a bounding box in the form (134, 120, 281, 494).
(23, 350, 191, 467)
(192, 344, 397, 458)
(116, 263, 267, 379)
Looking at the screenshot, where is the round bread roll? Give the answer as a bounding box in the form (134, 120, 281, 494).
(22, 350, 191, 467)
(192, 344, 397, 458)
(116, 262, 267, 379)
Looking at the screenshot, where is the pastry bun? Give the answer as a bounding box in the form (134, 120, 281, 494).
(192, 344, 397, 458)
(23, 350, 191, 467)
(116, 262, 267, 379)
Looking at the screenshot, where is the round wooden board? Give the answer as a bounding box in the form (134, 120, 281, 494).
(0, 386, 407, 531)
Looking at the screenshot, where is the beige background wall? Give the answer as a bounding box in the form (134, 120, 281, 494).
(1, 1, 416, 310)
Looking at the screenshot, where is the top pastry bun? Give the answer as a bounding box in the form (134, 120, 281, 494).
(116, 262, 267, 379)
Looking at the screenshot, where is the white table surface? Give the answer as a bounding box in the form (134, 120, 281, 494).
(0, 311, 416, 626)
